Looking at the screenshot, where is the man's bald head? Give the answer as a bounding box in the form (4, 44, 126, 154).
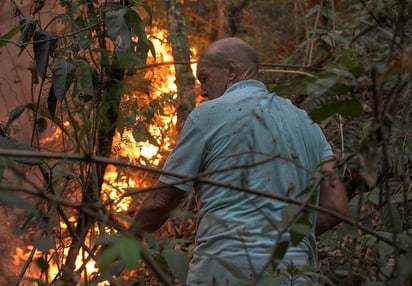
(196, 38, 259, 99)
(199, 37, 259, 81)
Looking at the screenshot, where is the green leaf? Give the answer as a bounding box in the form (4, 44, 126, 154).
(377, 240, 394, 261)
(383, 202, 403, 233)
(281, 205, 300, 223)
(365, 187, 381, 205)
(291, 223, 312, 236)
(75, 59, 95, 99)
(399, 253, 412, 285)
(348, 194, 363, 220)
(163, 249, 189, 284)
(0, 136, 44, 165)
(153, 254, 168, 272)
(48, 86, 58, 119)
(397, 232, 412, 250)
(271, 241, 289, 270)
(309, 99, 363, 122)
(113, 49, 145, 71)
(118, 238, 140, 270)
(290, 212, 312, 246)
(0, 190, 38, 215)
(96, 236, 141, 274)
(0, 157, 8, 182)
(36, 118, 47, 134)
(390, 192, 412, 204)
(335, 50, 365, 77)
(133, 1, 152, 25)
(95, 234, 121, 245)
(128, 7, 155, 58)
(106, 7, 154, 70)
(0, 25, 19, 48)
(34, 237, 56, 254)
(96, 243, 119, 274)
(333, 268, 364, 281)
(290, 224, 312, 245)
(17, 17, 38, 55)
(272, 76, 316, 98)
(6, 104, 29, 132)
(33, 31, 57, 79)
(52, 59, 75, 101)
(321, 83, 352, 98)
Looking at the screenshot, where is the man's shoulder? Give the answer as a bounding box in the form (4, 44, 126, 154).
(189, 96, 227, 117)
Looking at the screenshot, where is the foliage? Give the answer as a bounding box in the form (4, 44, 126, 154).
(0, 0, 176, 284)
(0, 0, 412, 285)
(271, 1, 412, 285)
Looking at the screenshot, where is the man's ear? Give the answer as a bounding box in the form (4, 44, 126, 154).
(226, 60, 238, 82)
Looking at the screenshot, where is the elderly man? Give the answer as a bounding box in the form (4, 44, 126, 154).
(132, 37, 348, 285)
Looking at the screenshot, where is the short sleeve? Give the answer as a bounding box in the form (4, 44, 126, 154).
(158, 115, 206, 192)
(313, 122, 333, 160)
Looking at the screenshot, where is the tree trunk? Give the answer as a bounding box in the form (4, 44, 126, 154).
(166, 0, 196, 131)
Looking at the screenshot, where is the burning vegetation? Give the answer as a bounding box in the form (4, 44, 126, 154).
(3, 26, 198, 285)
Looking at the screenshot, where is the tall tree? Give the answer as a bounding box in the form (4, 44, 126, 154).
(166, 0, 195, 131)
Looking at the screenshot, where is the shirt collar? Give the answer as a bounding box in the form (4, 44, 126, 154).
(222, 80, 267, 97)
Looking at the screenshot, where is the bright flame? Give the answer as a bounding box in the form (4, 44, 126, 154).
(16, 28, 197, 285)
(101, 27, 184, 214)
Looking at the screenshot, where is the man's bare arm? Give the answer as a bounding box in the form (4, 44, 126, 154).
(131, 183, 187, 235)
(316, 157, 348, 236)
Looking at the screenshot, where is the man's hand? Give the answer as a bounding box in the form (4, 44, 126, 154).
(316, 157, 348, 236)
(130, 183, 187, 235)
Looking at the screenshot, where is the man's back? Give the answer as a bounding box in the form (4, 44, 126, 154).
(132, 37, 347, 286)
(159, 80, 333, 284)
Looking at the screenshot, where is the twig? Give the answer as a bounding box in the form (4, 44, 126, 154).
(338, 114, 346, 176)
(14, 246, 37, 286)
(308, 5, 321, 66)
(0, 149, 405, 252)
(252, 182, 320, 283)
(331, 0, 336, 48)
(259, 68, 317, 78)
(259, 63, 323, 71)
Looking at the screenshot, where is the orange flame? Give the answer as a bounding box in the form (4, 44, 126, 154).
(14, 28, 197, 285)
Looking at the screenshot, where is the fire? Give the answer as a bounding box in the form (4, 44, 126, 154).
(13, 28, 197, 285)
(101, 27, 183, 213)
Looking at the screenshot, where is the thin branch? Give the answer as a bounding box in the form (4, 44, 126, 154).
(0, 148, 402, 250)
(0, 22, 100, 48)
(259, 68, 317, 77)
(14, 245, 36, 286)
(308, 4, 321, 66)
(253, 182, 320, 283)
(259, 63, 323, 71)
